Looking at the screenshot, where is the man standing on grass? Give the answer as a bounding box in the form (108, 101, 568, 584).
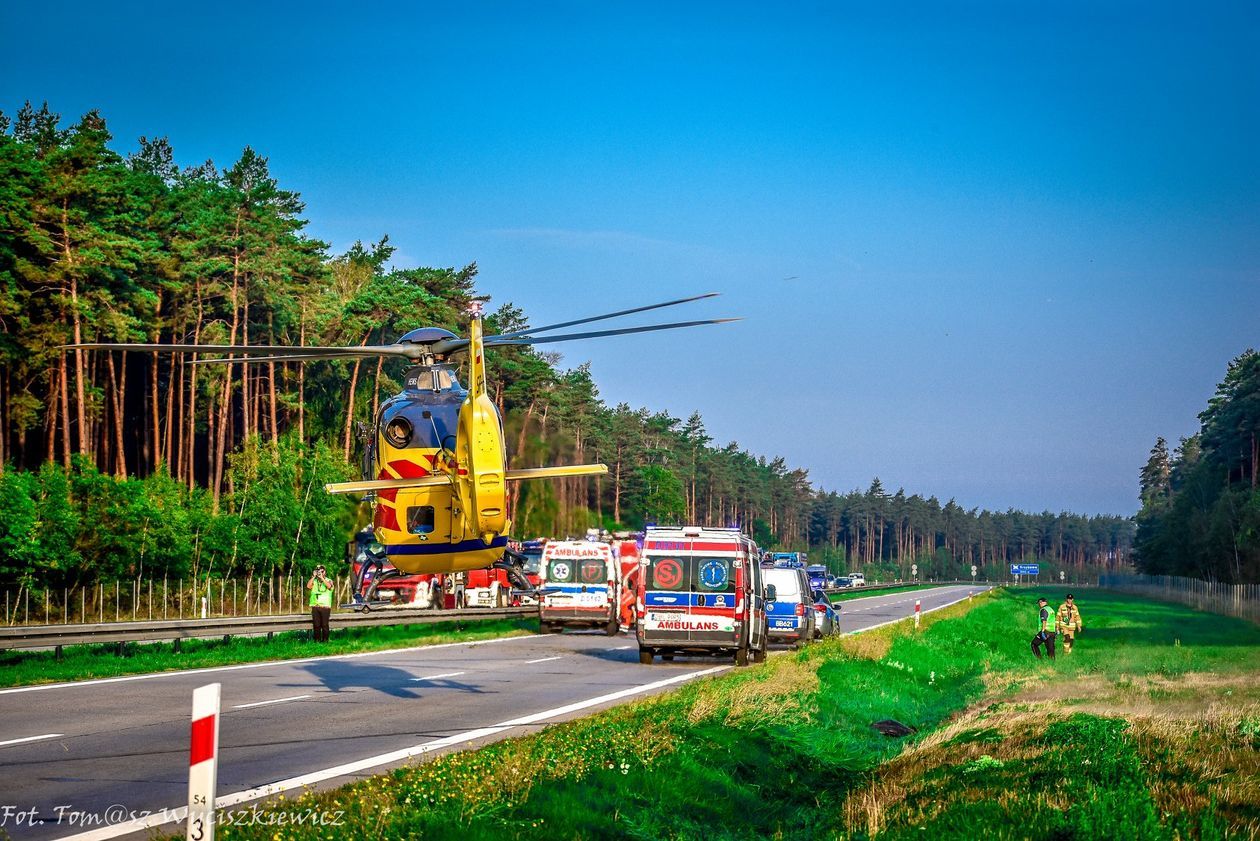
(307, 565, 334, 643)
(1032, 597, 1056, 660)
(1056, 593, 1083, 655)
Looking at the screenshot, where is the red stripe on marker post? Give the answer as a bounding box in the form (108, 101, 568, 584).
(914, 598, 921, 629)
(187, 682, 221, 841)
(190, 714, 216, 766)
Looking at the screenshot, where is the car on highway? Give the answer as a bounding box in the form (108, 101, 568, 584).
(848, 572, 866, 587)
(811, 589, 841, 637)
(762, 565, 815, 646)
(833, 575, 853, 588)
(806, 564, 829, 591)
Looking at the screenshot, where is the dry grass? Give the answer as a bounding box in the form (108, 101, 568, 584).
(684, 650, 820, 725)
(839, 669, 1260, 838)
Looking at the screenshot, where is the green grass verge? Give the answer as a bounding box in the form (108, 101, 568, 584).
(204, 586, 1260, 840)
(0, 618, 537, 687)
(830, 583, 951, 602)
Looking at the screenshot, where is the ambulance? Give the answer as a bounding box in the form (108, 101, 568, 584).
(636, 526, 769, 666)
(537, 540, 621, 635)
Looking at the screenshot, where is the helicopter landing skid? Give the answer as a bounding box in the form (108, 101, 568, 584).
(495, 549, 543, 599)
(345, 566, 409, 612)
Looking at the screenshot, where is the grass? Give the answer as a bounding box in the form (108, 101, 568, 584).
(0, 618, 537, 687)
(197, 586, 1260, 839)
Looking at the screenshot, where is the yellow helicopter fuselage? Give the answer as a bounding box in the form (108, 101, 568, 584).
(369, 363, 509, 575)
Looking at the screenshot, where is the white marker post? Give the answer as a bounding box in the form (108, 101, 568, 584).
(187, 683, 221, 841)
(914, 598, 921, 629)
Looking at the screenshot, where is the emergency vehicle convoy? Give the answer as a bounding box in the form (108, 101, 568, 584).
(636, 526, 769, 666)
(538, 539, 621, 635)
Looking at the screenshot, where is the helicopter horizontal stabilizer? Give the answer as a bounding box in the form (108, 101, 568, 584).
(323, 475, 451, 495)
(504, 464, 609, 481)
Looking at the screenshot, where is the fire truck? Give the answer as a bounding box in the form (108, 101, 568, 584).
(538, 539, 620, 635)
(614, 533, 643, 629)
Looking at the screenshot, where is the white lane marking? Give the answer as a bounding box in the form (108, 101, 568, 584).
(55, 665, 731, 841)
(0, 633, 527, 696)
(231, 694, 310, 710)
(0, 732, 63, 747)
(411, 671, 466, 681)
(526, 656, 562, 664)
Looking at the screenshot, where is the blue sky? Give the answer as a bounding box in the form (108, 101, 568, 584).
(3, 1, 1256, 516)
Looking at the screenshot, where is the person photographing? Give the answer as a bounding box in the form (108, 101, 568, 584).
(307, 565, 334, 643)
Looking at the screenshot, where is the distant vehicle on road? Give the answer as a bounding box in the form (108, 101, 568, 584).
(806, 564, 829, 591)
(763, 566, 815, 647)
(538, 540, 620, 635)
(637, 526, 769, 666)
(811, 589, 841, 637)
(770, 551, 807, 568)
(848, 572, 866, 587)
(834, 575, 853, 589)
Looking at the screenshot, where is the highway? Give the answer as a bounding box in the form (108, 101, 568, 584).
(0, 584, 988, 840)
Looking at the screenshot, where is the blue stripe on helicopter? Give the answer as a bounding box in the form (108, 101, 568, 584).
(645, 591, 736, 607)
(385, 537, 509, 556)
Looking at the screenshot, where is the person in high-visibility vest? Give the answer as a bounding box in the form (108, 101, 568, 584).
(307, 564, 335, 642)
(1055, 593, 1083, 655)
(1031, 597, 1056, 660)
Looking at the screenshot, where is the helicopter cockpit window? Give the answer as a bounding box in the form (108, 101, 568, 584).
(385, 417, 413, 448)
(407, 506, 435, 535)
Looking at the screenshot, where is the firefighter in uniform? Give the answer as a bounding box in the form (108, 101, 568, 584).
(1031, 597, 1055, 660)
(1055, 593, 1083, 655)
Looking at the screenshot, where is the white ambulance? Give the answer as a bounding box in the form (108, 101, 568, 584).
(537, 540, 620, 635)
(636, 526, 769, 666)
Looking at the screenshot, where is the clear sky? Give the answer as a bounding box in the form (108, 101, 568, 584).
(3, 1, 1256, 516)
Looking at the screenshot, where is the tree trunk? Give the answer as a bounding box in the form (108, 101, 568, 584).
(268, 317, 278, 444)
(341, 331, 371, 460)
(58, 352, 72, 469)
(106, 352, 127, 477)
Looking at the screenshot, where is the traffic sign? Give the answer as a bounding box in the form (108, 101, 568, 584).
(970, 565, 977, 578)
(1010, 564, 1039, 576)
(1060, 570, 1065, 581)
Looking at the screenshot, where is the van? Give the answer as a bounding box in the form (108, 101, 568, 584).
(637, 526, 768, 666)
(762, 566, 816, 646)
(848, 572, 866, 587)
(538, 540, 620, 635)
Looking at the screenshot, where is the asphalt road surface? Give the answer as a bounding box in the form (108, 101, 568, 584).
(0, 584, 988, 840)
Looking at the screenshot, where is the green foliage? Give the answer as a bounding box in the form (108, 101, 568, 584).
(1137, 349, 1260, 582)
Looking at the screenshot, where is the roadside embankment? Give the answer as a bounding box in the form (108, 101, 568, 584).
(174, 587, 1260, 839)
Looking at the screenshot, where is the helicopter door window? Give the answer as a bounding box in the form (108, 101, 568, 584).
(407, 506, 435, 535)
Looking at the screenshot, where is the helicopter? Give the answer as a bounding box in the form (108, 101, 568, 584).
(69, 292, 735, 607)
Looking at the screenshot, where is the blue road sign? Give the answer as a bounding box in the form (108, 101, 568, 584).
(1010, 564, 1040, 576)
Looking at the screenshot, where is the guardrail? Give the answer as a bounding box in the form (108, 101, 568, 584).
(0, 605, 535, 653)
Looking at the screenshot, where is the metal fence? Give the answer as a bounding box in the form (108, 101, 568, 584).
(1098, 573, 1260, 623)
(1, 575, 357, 626)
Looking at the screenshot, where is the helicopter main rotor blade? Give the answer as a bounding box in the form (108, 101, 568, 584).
(63, 342, 419, 358)
(485, 292, 720, 342)
(482, 318, 740, 348)
(186, 351, 414, 366)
